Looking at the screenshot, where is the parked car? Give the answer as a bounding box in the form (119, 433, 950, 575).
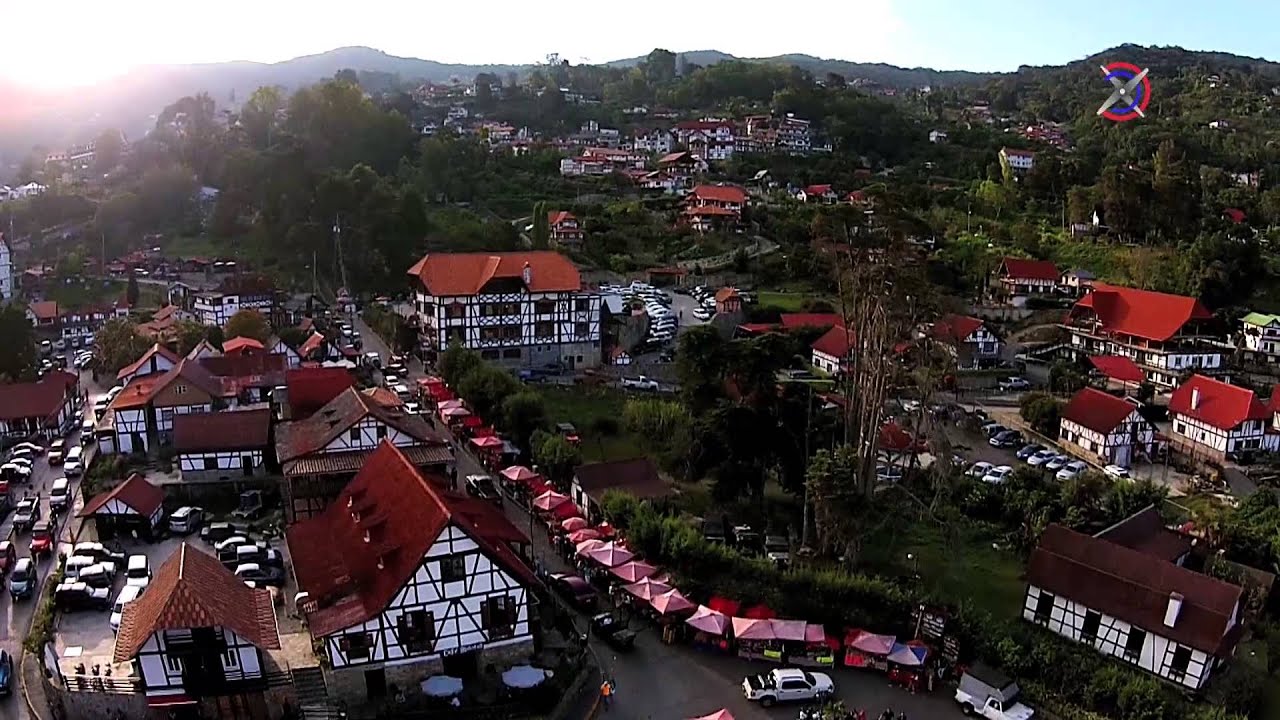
(742, 668, 835, 707)
(12, 498, 39, 533)
(1015, 444, 1045, 461)
(110, 585, 145, 633)
(71, 542, 126, 567)
(234, 545, 284, 569)
(981, 423, 1007, 438)
(169, 506, 204, 535)
(982, 465, 1015, 485)
(1044, 455, 1071, 471)
(998, 377, 1032, 392)
(989, 430, 1023, 448)
(48, 439, 66, 465)
(1025, 450, 1057, 466)
(1056, 461, 1089, 481)
(1103, 464, 1131, 480)
(125, 555, 152, 589)
(548, 572, 597, 611)
(201, 522, 249, 545)
(234, 563, 285, 587)
(967, 462, 995, 479)
(621, 376, 660, 391)
(0, 542, 15, 576)
(954, 664, 1036, 719)
(64, 446, 84, 476)
(590, 612, 636, 651)
(77, 564, 115, 589)
(49, 477, 70, 512)
(0, 649, 12, 696)
(10, 442, 41, 457)
(54, 581, 111, 612)
(465, 475, 503, 507)
(764, 535, 791, 568)
(215, 535, 262, 553)
(8, 559, 34, 600)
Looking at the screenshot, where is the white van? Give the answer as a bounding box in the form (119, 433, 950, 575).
(49, 478, 70, 512)
(110, 585, 144, 633)
(64, 446, 84, 477)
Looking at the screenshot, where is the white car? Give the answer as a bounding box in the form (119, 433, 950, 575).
(1056, 461, 1089, 481)
(125, 555, 152, 589)
(110, 585, 144, 633)
(1026, 450, 1056, 466)
(742, 668, 835, 707)
(1104, 464, 1131, 480)
(1044, 455, 1071, 471)
(621, 376, 660, 391)
(967, 461, 994, 479)
(982, 465, 1015, 485)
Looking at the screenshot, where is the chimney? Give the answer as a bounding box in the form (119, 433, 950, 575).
(1191, 387, 1201, 410)
(522, 261, 532, 286)
(1164, 592, 1184, 627)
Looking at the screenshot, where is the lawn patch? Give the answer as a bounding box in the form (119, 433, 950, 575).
(533, 385, 644, 462)
(757, 291, 824, 312)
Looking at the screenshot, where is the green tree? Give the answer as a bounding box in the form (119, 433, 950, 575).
(439, 343, 483, 387)
(93, 129, 125, 173)
(224, 309, 271, 344)
(1019, 392, 1063, 436)
(175, 320, 212, 356)
(531, 201, 550, 249)
(532, 430, 582, 490)
(501, 391, 548, 451)
(126, 275, 141, 307)
(457, 365, 521, 419)
(0, 305, 37, 381)
(95, 318, 151, 375)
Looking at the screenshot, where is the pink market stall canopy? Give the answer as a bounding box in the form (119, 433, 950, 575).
(575, 538, 606, 556)
(532, 490, 569, 511)
(804, 624, 826, 644)
(501, 465, 539, 483)
(846, 629, 896, 655)
(623, 577, 672, 601)
(610, 560, 658, 583)
(685, 605, 730, 636)
(769, 619, 808, 642)
(586, 541, 634, 568)
(689, 711, 735, 720)
(887, 642, 929, 667)
(470, 435, 503, 449)
(561, 517, 588, 532)
(731, 617, 776, 641)
(650, 588, 695, 616)
(567, 528, 601, 544)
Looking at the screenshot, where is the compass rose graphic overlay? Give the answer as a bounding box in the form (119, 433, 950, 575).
(1097, 61, 1151, 122)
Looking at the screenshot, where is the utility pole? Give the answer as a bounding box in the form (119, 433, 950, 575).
(311, 250, 318, 298)
(801, 382, 814, 548)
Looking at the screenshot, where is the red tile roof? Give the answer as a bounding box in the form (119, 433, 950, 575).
(116, 344, 179, 381)
(1070, 283, 1214, 342)
(1028, 524, 1242, 655)
(173, 408, 272, 452)
(714, 287, 740, 303)
(812, 326, 855, 358)
(114, 543, 279, 662)
(1061, 388, 1139, 434)
(28, 301, 58, 322)
(779, 313, 842, 330)
(803, 184, 833, 196)
(0, 371, 76, 422)
(109, 358, 226, 411)
(298, 332, 326, 359)
(285, 367, 354, 418)
(1168, 374, 1271, 431)
(684, 205, 738, 218)
(407, 251, 582, 296)
(999, 257, 1059, 281)
(688, 185, 747, 204)
(1001, 147, 1036, 158)
(657, 151, 693, 165)
(548, 211, 576, 226)
(222, 336, 265, 354)
(275, 387, 444, 463)
(79, 473, 163, 518)
(1223, 208, 1246, 224)
(287, 441, 535, 637)
(199, 353, 287, 385)
(1088, 355, 1145, 384)
(930, 314, 986, 344)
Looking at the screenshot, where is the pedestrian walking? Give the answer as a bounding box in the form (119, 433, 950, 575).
(600, 677, 614, 710)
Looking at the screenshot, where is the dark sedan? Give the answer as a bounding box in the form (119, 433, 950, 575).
(549, 572, 597, 611)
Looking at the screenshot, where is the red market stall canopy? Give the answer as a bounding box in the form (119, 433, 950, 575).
(550, 500, 581, 520)
(568, 528, 600, 543)
(887, 642, 929, 667)
(532, 490, 569, 512)
(470, 436, 503, 450)
(501, 465, 539, 483)
(624, 577, 672, 601)
(1089, 355, 1145, 384)
(595, 521, 615, 538)
(732, 617, 775, 640)
(845, 629, 897, 655)
(438, 399, 464, 412)
(442, 406, 471, 419)
(686, 605, 730, 636)
(707, 596, 740, 616)
(651, 588, 695, 615)
(561, 517, 588, 532)
(689, 711, 735, 720)
(461, 415, 483, 428)
(610, 560, 658, 583)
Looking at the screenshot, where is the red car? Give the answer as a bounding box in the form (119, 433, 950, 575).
(29, 522, 54, 558)
(0, 542, 13, 575)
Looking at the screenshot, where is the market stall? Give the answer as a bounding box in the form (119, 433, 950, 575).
(568, 528, 601, 544)
(686, 605, 731, 651)
(585, 541, 634, 568)
(610, 560, 657, 583)
(844, 629, 896, 671)
(688, 711, 734, 720)
(575, 539, 606, 557)
(791, 624, 838, 668)
(532, 490, 570, 512)
(561, 517, 588, 533)
(766, 619, 807, 663)
(469, 435, 503, 466)
(731, 617, 775, 661)
(623, 577, 672, 601)
(886, 641, 931, 693)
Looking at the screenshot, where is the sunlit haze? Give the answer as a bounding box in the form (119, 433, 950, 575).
(7, 0, 1279, 89)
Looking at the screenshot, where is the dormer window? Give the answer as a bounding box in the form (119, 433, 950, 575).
(362, 529, 371, 543)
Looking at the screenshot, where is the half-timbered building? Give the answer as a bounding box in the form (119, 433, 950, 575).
(0, 370, 79, 439)
(173, 408, 273, 482)
(192, 276, 276, 328)
(1168, 374, 1278, 461)
(929, 314, 1001, 369)
(288, 441, 537, 706)
(811, 326, 855, 376)
(408, 251, 602, 370)
(268, 337, 302, 368)
(114, 543, 285, 719)
(78, 473, 165, 541)
(1062, 284, 1225, 388)
(1024, 523, 1243, 691)
(104, 358, 229, 455)
(995, 257, 1059, 302)
(1058, 387, 1156, 468)
(276, 387, 451, 522)
(117, 344, 179, 385)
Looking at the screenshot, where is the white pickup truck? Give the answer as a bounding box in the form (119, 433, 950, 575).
(955, 666, 1035, 720)
(621, 376, 660, 391)
(742, 668, 834, 707)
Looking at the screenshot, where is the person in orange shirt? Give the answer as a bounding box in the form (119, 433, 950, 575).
(600, 677, 614, 710)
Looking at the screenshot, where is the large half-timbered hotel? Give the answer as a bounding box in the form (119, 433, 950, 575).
(1167, 374, 1279, 461)
(275, 385, 452, 522)
(408, 251, 603, 370)
(1058, 387, 1156, 468)
(0, 370, 80, 439)
(102, 357, 231, 455)
(288, 441, 537, 705)
(192, 275, 277, 328)
(1062, 284, 1226, 388)
(114, 543, 285, 719)
(1024, 521, 1243, 691)
(928, 314, 1001, 370)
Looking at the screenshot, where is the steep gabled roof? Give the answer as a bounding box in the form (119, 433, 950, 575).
(548, 210, 576, 226)
(999, 257, 1058, 282)
(1028, 524, 1241, 655)
(1168, 374, 1271, 431)
(222, 336, 265, 354)
(0, 371, 76, 422)
(79, 473, 163, 518)
(116, 344, 180, 381)
(812, 326, 855, 359)
(1061, 387, 1140, 434)
(803, 184, 834, 196)
(688, 184, 747, 204)
(930, 314, 986, 344)
(275, 387, 443, 463)
(1242, 312, 1280, 328)
(284, 367, 354, 418)
(173, 408, 272, 452)
(110, 357, 227, 411)
(407, 251, 582, 296)
(114, 543, 279, 662)
(1088, 355, 1145, 384)
(287, 442, 535, 637)
(1070, 283, 1214, 342)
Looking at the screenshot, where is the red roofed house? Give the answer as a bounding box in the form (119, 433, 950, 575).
(407, 251, 602, 370)
(0, 370, 80, 439)
(276, 387, 452, 522)
(102, 358, 231, 455)
(685, 184, 747, 214)
(682, 205, 738, 233)
(1168, 374, 1278, 461)
(287, 441, 537, 705)
(118, 343, 180, 384)
(999, 146, 1035, 173)
(1064, 283, 1223, 388)
(798, 184, 838, 204)
(283, 367, 356, 420)
(222, 336, 266, 356)
(1024, 522, 1243, 690)
(995, 257, 1060, 303)
(77, 473, 165, 540)
(173, 407, 273, 481)
(929, 314, 1001, 369)
(812, 326, 856, 375)
(113, 543, 283, 710)
(714, 287, 742, 314)
(1058, 388, 1155, 468)
(547, 211, 584, 248)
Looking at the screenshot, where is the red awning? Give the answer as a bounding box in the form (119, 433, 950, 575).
(147, 694, 197, 708)
(1088, 355, 1145, 384)
(462, 415, 483, 428)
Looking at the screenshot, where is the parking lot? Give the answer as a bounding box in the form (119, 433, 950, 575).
(51, 515, 297, 681)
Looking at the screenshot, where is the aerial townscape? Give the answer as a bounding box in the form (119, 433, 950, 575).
(7, 7, 1280, 720)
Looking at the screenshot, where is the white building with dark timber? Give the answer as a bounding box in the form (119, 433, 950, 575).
(408, 251, 602, 370)
(1024, 522, 1243, 692)
(173, 408, 272, 481)
(1167, 374, 1278, 462)
(113, 543, 285, 715)
(287, 441, 538, 707)
(1058, 387, 1156, 468)
(192, 275, 276, 328)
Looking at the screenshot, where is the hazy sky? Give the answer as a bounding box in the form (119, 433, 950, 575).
(6, 0, 1278, 87)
